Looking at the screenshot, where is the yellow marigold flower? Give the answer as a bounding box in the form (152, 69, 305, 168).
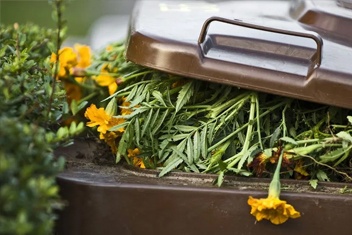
(108, 116, 125, 133)
(50, 47, 78, 79)
(127, 148, 145, 169)
(127, 148, 141, 158)
(248, 196, 301, 225)
(63, 80, 82, 104)
(101, 131, 119, 154)
(85, 104, 126, 140)
(94, 65, 118, 95)
(120, 97, 133, 116)
(50, 45, 91, 79)
(84, 104, 111, 135)
(74, 44, 91, 69)
(248, 149, 301, 225)
(294, 160, 309, 178)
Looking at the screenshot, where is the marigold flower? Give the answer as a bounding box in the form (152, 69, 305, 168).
(50, 47, 78, 79)
(120, 97, 133, 116)
(85, 104, 126, 140)
(50, 44, 91, 79)
(84, 104, 111, 135)
(248, 196, 300, 225)
(248, 149, 301, 225)
(94, 65, 118, 95)
(127, 148, 145, 169)
(74, 44, 91, 69)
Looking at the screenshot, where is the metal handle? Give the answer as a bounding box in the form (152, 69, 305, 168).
(198, 16, 323, 65)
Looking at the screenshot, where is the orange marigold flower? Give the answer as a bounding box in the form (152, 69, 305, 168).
(127, 148, 141, 158)
(85, 104, 126, 140)
(50, 47, 78, 79)
(127, 148, 145, 169)
(75, 44, 91, 69)
(248, 196, 301, 225)
(94, 65, 118, 95)
(120, 97, 133, 116)
(101, 131, 119, 153)
(50, 45, 91, 79)
(84, 104, 111, 135)
(248, 148, 300, 225)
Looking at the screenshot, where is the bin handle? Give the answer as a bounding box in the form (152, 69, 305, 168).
(198, 16, 323, 65)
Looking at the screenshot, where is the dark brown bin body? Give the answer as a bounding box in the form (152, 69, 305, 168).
(55, 141, 352, 235)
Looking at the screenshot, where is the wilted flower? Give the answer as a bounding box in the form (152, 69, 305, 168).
(127, 148, 145, 169)
(248, 150, 301, 225)
(248, 196, 300, 225)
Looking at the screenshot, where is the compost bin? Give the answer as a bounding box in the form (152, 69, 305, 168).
(56, 1, 352, 234)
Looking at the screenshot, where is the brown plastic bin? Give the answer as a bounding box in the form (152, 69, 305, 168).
(56, 1, 352, 234)
(55, 140, 352, 235)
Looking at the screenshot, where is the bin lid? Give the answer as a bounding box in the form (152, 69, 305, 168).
(126, 0, 352, 109)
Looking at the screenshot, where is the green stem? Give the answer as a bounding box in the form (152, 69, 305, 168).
(256, 95, 263, 150)
(268, 149, 283, 198)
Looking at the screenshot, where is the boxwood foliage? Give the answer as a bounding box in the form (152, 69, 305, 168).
(0, 23, 77, 234)
(0, 117, 64, 235)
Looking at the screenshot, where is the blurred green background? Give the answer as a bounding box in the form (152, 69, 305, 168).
(0, 0, 136, 48)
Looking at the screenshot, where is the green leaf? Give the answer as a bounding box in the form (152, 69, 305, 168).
(280, 136, 298, 145)
(170, 134, 189, 142)
(116, 152, 122, 164)
(109, 121, 129, 132)
(117, 123, 132, 157)
(336, 131, 352, 143)
(200, 124, 208, 159)
(174, 125, 198, 132)
(158, 157, 183, 177)
(175, 81, 194, 112)
(270, 126, 281, 148)
(217, 171, 225, 187)
(347, 116, 352, 125)
(105, 98, 117, 116)
(152, 90, 167, 107)
(134, 118, 141, 146)
(309, 179, 318, 189)
(68, 122, 76, 135)
(320, 147, 348, 163)
(193, 130, 200, 162)
(70, 99, 79, 116)
(316, 170, 330, 182)
(152, 109, 169, 134)
(186, 137, 193, 164)
(141, 108, 153, 137)
(334, 148, 352, 166)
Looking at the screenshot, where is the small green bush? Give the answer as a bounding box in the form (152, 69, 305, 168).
(0, 117, 64, 235)
(0, 23, 80, 234)
(0, 23, 63, 124)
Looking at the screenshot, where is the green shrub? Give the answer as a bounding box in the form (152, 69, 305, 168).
(0, 23, 80, 234)
(0, 23, 63, 125)
(0, 117, 64, 235)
